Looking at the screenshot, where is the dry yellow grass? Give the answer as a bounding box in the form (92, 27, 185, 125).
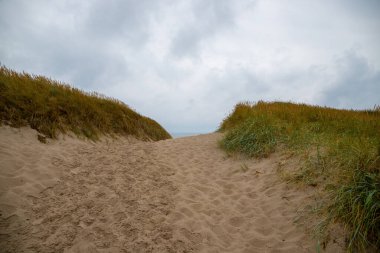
(0, 66, 171, 141)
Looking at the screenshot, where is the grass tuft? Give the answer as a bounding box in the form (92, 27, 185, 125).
(0, 66, 171, 141)
(220, 116, 278, 157)
(329, 169, 379, 251)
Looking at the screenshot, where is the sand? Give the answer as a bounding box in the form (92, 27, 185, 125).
(0, 126, 345, 252)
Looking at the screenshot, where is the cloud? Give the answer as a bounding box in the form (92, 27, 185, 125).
(322, 50, 380, 109)
(0, 0, 379, 133)
(84, 0, 163, 47)
(170, 0, 238, 58)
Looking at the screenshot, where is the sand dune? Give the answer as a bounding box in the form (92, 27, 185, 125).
(0, 127, 344, 252)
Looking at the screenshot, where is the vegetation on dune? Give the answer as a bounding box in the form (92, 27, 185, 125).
(0, 66, 171, 141)
(221, 115, 278, 157)
(219, 101, 380, 251)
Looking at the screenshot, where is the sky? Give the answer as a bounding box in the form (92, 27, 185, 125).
(1, 0, 379, 133)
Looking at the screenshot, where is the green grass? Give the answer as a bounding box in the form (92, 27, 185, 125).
(0, 66, 171, 141)
(219, 101, 380, 251)
(220, 115, 278, 157)
(330, 169, 379, 250)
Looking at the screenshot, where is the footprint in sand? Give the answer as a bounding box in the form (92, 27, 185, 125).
(179, 207, 194, 218)
(179, 228, 202, 245)
(229, 216, 245, 227)
(1, 131, 339, 253)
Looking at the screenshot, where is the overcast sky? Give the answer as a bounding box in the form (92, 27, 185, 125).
(1, 0, 379, 133)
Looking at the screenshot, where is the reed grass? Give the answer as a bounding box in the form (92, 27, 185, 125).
(221, 115, 278, 157)
(219, 101, 380, 251)
(0, 66, 171, 141)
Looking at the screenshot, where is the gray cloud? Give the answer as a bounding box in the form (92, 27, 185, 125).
(0, 0, 379, 133)
(322, 50, 380, 109)
(84, 0, 163, 46)
(170, 0, 238, 58)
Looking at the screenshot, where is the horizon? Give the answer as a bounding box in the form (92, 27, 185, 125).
(1, 0, 379, 133)
(170, 132, 207, 138)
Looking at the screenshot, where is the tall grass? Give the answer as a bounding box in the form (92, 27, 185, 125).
(220, 115, 278, 157)
(0, 66, 171, 141)
(219, 101, 380, 251)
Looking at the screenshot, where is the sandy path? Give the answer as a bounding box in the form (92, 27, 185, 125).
(1, 126, 187, 252)
(0, 127, 344, 252)
(156, 134, 317, 253)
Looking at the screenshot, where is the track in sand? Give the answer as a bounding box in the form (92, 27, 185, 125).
(0, 127, 344, 252)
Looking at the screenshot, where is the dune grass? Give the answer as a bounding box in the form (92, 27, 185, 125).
(0, 66, 171, 141)
(221, 115, 278, 157)
(219, 101, 380, 251)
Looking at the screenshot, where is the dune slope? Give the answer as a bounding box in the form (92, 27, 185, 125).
(0, 66, 171, 141)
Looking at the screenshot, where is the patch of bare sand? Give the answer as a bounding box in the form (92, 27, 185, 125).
(0, 126, 186, 252)
(0, 127, 344, 252)
(162, 134, 345, 252)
